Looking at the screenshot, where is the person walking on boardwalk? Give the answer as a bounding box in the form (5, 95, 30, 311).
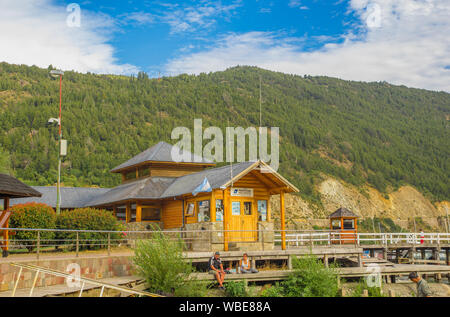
(239, 253, 259, 273)
(209, 252, 226, 290)
(409, 272, 432, 297)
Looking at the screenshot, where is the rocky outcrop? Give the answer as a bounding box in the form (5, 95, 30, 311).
(270, 177, 449, 231)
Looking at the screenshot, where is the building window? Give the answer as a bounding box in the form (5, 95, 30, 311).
(124, 170, 136, 180)
(215, 199, 224, 222)
(130, 204, 136, 222)
(343, 219, 355, 230)
(139, 167, 150, 178)
(257, 200, 267, 221)
(116, 206, 126, 222)
(185, 203, 195, 216)
(331, 219, 341, 230)
(243, 202, 252, 215)
(232, 201, 241, 216)
(197, 200, 210, 222)
(142, 207, 161, 221)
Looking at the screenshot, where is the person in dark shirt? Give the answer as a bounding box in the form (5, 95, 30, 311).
(209, 251, 225, 289)
(409, 272, 432, 297)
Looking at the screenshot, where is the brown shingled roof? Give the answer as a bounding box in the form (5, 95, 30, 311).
(328, 207, 359, 218)
(0, 174, 42, 199)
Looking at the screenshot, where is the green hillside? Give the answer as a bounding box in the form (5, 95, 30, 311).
(0, 62, 449, 205)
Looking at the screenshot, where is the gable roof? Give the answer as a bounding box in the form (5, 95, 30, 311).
(0, 174, 42, 199)
(328, 207, 359, 218)
(86, 177, 176, 207)
(10, 186, 110, 209)
(87, 161, 299, 206)
(110, 141, 214, 173)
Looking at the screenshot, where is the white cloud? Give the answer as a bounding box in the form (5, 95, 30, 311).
(166, 0, 450, 91)
(0, 0, 139, 74)
(160, 1, 242, 34)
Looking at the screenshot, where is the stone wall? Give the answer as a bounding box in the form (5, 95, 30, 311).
(0, 255, 134, 292)
(183, 221, 275, 251)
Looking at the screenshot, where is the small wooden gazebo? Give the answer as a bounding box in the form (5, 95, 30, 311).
(329, 207, 359, 244)
(0, 174, 42, 257)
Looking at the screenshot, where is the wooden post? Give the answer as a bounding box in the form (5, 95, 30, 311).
(125, 203, 131, 223)
(435, 273, 442, 283)
(107, 233, 111, 256)
(433, 247, 440, 265)
(383, 248, 388, 260)
(36, 231, 40, 260)
(136, 202, 142, 223)
(2, 197, 9, 254)
(362, 289, 369, 297)
(388, 290, 395, 297)
(446, 249, 450, 266)
(76, 232, 79, 257)
(280, 191, 286, 251)
(211, 190, 216, 222)
(287, 255, 292, 269)
(409, 247, 416, 264)
(223, 189, 229, 251)
(324, 254, 329, 268)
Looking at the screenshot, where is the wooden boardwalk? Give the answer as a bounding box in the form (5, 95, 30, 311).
(193, 264, 450, 283)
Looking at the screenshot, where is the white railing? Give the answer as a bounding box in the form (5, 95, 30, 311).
(274, 232, 450, 247)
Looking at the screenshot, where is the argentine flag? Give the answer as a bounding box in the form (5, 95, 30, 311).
(192, 177, 212, 196)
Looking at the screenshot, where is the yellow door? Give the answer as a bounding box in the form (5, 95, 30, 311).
(241, 200, 257, 242)
(229, 199, 257, 242)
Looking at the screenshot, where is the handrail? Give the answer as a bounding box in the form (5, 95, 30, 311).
(9, 262, 162, 297)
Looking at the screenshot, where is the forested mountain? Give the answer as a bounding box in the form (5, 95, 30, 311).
(0, 62, 448, 205)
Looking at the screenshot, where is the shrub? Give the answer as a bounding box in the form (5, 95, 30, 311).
(9, 203, 56, 251)
(281, 255, 339, 297)
(350, 281, 385, 297)
(133, 230, 207, 296)
(260, 284, 284, 297)
(56, 208, 122, 250)
(225, 280, 248, 297)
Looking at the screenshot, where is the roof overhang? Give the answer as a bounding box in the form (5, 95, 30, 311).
(221, 160, 299, 194)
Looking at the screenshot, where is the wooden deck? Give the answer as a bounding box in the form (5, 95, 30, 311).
(193, 264, 450, 282)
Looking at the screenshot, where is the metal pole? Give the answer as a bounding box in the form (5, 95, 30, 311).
(29, 270, 40, 297)
(11, 267, 23, 297)
(56, 74, 62, 215)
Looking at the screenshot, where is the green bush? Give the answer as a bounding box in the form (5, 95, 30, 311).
(133, 230, 207, 297)
(282, 255, 340, 297)
(350, 281, 385, 297)
(260, 284, 284, 297)
(9, 203, 56, 251)
(225, 281, 248, 297)
(56, 208, 122, 250)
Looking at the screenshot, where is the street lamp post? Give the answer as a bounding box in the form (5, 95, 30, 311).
(50, 70, 64, 215)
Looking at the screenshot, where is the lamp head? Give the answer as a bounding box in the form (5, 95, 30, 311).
(49, 70, 64, 78)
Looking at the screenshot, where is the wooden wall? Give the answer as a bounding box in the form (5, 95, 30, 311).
(161, 199, 183, 229)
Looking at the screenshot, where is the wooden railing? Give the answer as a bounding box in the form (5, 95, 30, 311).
(274, 232, 450, 246)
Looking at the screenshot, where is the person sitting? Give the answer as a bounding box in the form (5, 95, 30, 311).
(209, 251, 225, 289)
(239, 253, 258, 273)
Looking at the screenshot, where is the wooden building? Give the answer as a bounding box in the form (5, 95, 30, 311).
(0, 174, 42, 257)
(329, 207, 359, 244)
(86, 142, 299, 251)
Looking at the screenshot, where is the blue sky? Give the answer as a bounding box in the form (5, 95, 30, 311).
(1, 0, 449, 91)
(65, 0, 360, 77)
